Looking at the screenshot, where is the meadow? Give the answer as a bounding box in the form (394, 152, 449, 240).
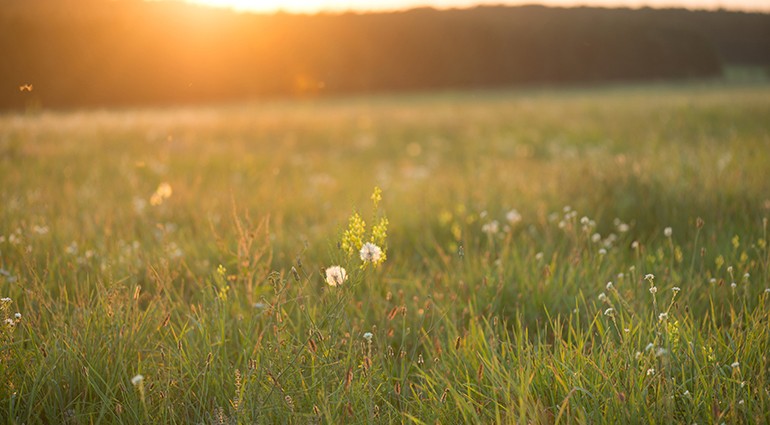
(1, 82, 770, 424)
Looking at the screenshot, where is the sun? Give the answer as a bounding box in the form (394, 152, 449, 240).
(184, 0, 432, 13)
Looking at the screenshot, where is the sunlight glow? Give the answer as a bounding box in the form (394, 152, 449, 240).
(182, 0, 770, 14)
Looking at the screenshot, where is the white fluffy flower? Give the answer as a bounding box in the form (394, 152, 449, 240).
(325, 266, 347, 287)
(131, 374, 144, 385)
(646, 368, 655, 376)
(359, 242, 383, 264)
(482, 221, 500, 235)
(506, 209, 522, 224)
(659, 312, 668, 321)
(664, 227, 672, 237)
(363, 332, 373, 341)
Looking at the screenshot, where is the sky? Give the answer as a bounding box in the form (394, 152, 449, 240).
(184, 0, 770, 14)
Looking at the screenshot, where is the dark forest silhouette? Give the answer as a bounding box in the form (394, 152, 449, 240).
(2, 0, 769, 109)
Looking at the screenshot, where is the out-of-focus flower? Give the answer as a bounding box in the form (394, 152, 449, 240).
(325, 266, 347, 287)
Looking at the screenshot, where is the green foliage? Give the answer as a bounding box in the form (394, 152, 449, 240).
(1, 83, 770, 423)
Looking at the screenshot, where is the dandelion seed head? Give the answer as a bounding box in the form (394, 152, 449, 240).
(325, 266, 347, 287)
(506, 209, 522, 224)
(580, 216, 589, 225)
(359, 242, 383, 264)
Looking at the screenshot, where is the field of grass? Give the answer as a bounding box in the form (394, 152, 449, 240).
(1, 82, 770, 424)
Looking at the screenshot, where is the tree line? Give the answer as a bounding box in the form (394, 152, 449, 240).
(1, 0, 768, 109)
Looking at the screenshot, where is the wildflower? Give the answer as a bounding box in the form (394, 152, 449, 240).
(646, 368, 655, 376)
(731, 361, 740, 369)
(363, 332, 373, 341)
(598, 292, 607, 301)
(649, 286, 657, 294)
(727, 266, 733, 273)
(606, 281, 613, 290)
(731, 282, 737, 289)
(645, 343, 654, 351)
(5, 318, 13, 326)
(710, 278, 716, 283)
(131, 375, 144, 385)
(592, 233, 601, 243)
(684, 390, 690, 396)
(624, 328, 630, 333)
(535, 252, 544, 261)
(618, 223, 630, 232)
(506, 209, 521, 224)
(664, 227, 672, 237)
(359, 242, 383, 265)
(659, 312, 668, 321)
(0, 297, 11, 303)
(672, 287, 680, 293)
(765, 288, 770, 293)
(617, 272, 624, 278)
(604, 308, 614, 316)
(645, 274, 655, 281)
(656, 348, 668, 356)
(581, 216, 589, 225)
(482, 221, 499, 235)
(14, 313, 21, 319)
(744, 273, 750, 279)
(325, 266, 347, 287)
(599, 248, 607, 255)
(631, 241, 639, 249)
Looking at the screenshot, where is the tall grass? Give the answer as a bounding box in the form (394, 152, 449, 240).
(1, 82, 769, 423)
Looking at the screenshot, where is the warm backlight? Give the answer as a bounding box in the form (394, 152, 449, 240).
(183, 0, 770, 14)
